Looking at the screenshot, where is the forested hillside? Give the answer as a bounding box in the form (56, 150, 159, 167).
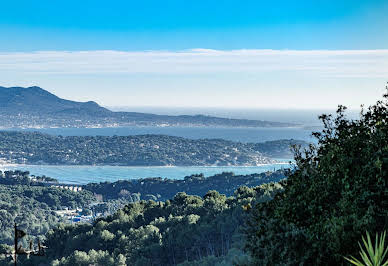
(0, 184, 94, 245)
(0, 170, 58, 186)
(85, 170, 286, 202)
(0, 169, 285, 262)
(5, 183, 282, 266)
(0, 132, 305, 166)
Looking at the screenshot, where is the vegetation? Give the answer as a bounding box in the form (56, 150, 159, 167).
(344, 231, 388, 266)
(0, 184, 94, 245)
(0, 132, 304, 166)
(10, 183, 281, 266)
(252, 139, 308, 158)
(85, 170, 286, 202)
(244, 91, 388, 265)
(0, 169, 285, 245)
(0, 170, 285, 265)
(0, 170, 58, 186)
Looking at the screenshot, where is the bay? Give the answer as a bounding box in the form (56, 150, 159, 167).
(1, 163, 293, 185)
(1, 125, 305, 185)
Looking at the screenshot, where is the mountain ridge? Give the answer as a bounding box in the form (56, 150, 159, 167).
(0, 86, 298, 128)
(0, 86, 111, 116)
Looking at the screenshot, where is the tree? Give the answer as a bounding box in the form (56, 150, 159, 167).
(245, 89, 388, 265)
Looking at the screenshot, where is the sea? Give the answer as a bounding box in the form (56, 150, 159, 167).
(1, 163, 293, 185)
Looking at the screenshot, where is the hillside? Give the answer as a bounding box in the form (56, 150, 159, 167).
(0, 180, 283, 266)
(0, 86, 110, 116)
(0, 86, 297, 128)
(84, 169, 287, 201)
(0, 131, 305, 166)
(0, 169, 284, 262)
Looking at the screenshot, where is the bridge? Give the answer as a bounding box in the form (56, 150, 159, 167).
(35, 181, 83, 192)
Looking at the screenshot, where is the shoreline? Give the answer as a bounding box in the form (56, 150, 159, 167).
(1, 163, 293, 185)
(0, 124, 304, 131)
(1, 161, 293, 169)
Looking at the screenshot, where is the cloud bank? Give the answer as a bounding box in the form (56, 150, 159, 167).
(0, 49, 387, 78)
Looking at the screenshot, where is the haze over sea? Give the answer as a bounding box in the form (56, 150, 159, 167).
(6, 108, 339, 142)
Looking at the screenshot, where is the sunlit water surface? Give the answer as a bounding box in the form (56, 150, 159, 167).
(1, 163, 293, 184)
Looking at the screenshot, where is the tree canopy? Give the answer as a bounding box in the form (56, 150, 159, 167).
(245, 90, 388, 265)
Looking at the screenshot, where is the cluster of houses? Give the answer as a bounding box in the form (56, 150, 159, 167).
(50, 184, 83, 192)
(55, 207, 96, 224)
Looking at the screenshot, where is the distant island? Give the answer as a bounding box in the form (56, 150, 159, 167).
(0, 86, 298, 128)
(0, 131, 307, 166)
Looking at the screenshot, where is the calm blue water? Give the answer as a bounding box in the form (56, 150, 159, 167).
(1, 163, 293, 184)
(2, 125, 306, 184)
(11, 126, 315, 143)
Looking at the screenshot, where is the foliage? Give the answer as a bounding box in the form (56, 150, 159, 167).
(0, 170, 58, 185)
(245, 91, 388, 265)
(0, 131, 305, 166)
(85, 170, 286, 201)
(0, 184, 94, 245)
(178, 247, 252, 266)
(344, 231, 388, 266)
(52, 250, 127, 266)
(24, 183, 282, 265)
(253, 139, 308, 158)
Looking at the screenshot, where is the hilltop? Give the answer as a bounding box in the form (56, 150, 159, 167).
(0, 86, 110, 116)
(0, 86, 298, 128)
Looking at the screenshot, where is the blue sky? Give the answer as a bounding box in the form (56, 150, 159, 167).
(1, 0, 387, 50)
(0, 0, 387, 109)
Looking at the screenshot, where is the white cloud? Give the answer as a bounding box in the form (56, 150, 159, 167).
(0, 49, 387, 77)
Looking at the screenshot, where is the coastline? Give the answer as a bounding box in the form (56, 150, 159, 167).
(0, 124, 304, 131)
(1, 161, 293, 185)
(1, 161, 293, 169)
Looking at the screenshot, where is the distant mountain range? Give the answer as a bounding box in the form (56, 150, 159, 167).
(0, 86, 298, 128)
(0, 86, 110, 116)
